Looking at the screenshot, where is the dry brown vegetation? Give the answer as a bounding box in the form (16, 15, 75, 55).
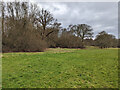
(1, 2, 119, 53)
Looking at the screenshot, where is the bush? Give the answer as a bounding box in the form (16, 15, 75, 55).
(95, 31, 117, 48)
(84, 39, 95, 46)
(27, 36, 47, 52)
(2, 21, 48, 52)
(46, 32, 59, 48)
(57, 33, 83, 48)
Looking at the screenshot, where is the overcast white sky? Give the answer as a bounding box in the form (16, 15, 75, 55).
(35, 2, 118, 38)
(1, 0, 118, 38)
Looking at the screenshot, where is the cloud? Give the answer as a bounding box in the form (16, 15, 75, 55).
(37, 3, 68, 14)
(33, 2, 118, 38)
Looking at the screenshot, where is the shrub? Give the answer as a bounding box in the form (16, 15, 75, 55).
(2, 22, 48, 52)
(57, 33, 83, 48)
(95, 31, 117, 48)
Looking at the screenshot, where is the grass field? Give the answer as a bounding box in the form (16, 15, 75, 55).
(2, 47, 118, 88)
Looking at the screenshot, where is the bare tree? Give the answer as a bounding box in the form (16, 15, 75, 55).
(95, 31, 117, 48)
(2, 2, 48, 52)
(71, 24, 93, 42)
(36, 8, 55, 40)
(1, 2, 5, 34)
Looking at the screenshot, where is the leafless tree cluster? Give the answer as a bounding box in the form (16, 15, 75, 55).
(1, 2, 119, 52)
(1, 2, 61, 52)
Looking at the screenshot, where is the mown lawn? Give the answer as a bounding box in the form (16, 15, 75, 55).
(2, 47, 118, 88)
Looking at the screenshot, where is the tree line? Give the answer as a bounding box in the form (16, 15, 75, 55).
(1, 2, 120, 52)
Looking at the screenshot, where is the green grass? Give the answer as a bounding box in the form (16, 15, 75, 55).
(2, 47, 118, 88)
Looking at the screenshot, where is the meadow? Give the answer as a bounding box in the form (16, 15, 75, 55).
(2, 47, 118, 88)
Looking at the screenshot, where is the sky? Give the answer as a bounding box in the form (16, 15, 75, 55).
(36, 2, 118, 38)
(1, 0, 118, 38)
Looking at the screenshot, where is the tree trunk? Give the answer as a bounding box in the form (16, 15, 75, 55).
(2, 2, 4, 35)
